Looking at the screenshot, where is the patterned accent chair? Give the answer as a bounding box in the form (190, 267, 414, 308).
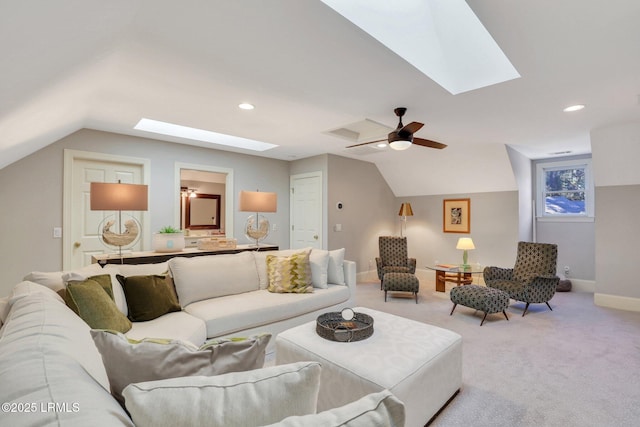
(484, 241, 560, 316)
(376, 236, 417, 289)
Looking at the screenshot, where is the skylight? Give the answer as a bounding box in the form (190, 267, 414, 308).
(134, 118, 278, 152)
(320, 0, 520, 95)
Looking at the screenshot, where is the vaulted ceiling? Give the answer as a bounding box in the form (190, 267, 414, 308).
(2, 0, 639, 196)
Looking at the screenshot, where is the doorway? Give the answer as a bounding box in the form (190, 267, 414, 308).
(290, 171, 323, 249)
(63, 149, 150, 269)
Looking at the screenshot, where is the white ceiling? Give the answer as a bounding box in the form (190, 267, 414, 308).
(1, 0, 639, 196)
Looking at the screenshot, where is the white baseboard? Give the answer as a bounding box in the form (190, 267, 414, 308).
(594, 293, 640, 312)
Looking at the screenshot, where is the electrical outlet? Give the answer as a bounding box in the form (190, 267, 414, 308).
(53, 227, 62, 238)
(563, 266, 570, 277)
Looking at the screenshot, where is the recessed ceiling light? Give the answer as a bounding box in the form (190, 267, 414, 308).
(238, 103, 255, 110)
(563, 104, 585, 112)
(134, 118, 277, 152)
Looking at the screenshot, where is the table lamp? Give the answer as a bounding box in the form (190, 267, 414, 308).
(456, 237, 475, 268)
(90, 181, 148, 262)
(239, 190, 277, 247)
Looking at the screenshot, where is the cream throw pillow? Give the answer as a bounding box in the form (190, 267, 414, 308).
(267, 250, 313, 293)
(264, 390, 406, 427)
(91, 330, 271, 406)
(122, 361, 321, 427)
(328, 248, 346, 285)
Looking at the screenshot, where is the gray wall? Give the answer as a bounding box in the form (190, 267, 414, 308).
(592, 122, 640, 303)
(399, 192, 520, 272)
(0, 129, 291, 296)
(532, 155, 595, 281)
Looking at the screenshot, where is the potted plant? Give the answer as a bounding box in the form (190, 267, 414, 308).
(153, 226, 185, 253)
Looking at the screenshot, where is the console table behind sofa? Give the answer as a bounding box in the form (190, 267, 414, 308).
(92, 244, 279, 265)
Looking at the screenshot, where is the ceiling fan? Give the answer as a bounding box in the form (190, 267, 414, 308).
(346, 107, 447, 151)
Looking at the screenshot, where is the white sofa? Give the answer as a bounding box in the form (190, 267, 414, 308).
(0, 281, 406, 427)
(0, 249, 407, 426)
(22, 248, 356, 354)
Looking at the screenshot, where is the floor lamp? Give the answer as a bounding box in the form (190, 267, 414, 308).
(90, 181, 148, 262)
(239, 190, 277, 247)
(398, 202, 413, 237)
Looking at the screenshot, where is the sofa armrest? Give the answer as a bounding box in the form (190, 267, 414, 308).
(343, 260, 357, 294)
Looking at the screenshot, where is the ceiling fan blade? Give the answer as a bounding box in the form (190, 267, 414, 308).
(400, 121, 424, 135)
(412, 137, 447, 149)
(345, 138, 387, 148)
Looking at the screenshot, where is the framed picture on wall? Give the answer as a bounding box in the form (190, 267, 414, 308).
(443, 198, 470, 233)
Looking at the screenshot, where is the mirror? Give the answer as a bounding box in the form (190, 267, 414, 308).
(185, 193, 221, 229)
(175, 163, 234, 237)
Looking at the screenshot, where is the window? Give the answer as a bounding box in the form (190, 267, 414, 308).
(536, 159, 594, 220)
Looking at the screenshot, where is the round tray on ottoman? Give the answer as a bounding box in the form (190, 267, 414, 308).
(316, 308, 374, 342)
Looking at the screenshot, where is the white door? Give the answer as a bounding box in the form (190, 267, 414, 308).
(64, 150, 149, 269)
(290, 172, 323, 249)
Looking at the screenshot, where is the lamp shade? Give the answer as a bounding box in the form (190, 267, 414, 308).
(398, 203, 414, 217)
(456, 237, 475, 250)
(90, 182, 148, 211)
(239, 190, 277, 213)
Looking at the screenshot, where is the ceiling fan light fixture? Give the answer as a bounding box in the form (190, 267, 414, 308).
(389, 140, 412, 151)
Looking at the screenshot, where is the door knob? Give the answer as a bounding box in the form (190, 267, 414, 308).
(314, 235, 318, 240)
(74, 242, 81, 248)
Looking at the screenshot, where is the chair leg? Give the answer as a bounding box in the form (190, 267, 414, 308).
(450, 303, 457, 316)
(546, 302, 553, 311)
(503, 310, 509, 321)
(522, 302, 530, 317)
(414, 292, 418, 304)
(480, 312, 488, 326)
(384, 290, 387, 302)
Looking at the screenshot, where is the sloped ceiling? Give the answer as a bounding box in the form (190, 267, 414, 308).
(1, 0, 640, 196)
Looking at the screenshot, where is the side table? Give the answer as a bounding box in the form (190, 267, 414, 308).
(427, 264, 484, 292)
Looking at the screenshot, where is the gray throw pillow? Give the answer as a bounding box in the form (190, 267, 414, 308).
(90, 330, 271, 406)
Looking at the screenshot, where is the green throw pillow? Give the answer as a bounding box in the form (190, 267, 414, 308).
(267, 250, 313, 293)
(65, 279, 132, 333)
(116, 274, 181, 322)
(63, 274, 114, 314)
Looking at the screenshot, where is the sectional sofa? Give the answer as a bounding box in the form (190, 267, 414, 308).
(0, 248, 407, 426)
(21, 248, 356, 353)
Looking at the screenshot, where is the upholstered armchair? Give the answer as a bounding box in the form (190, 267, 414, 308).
(376, 236, 417, 289)
(484, 241, 560, 316)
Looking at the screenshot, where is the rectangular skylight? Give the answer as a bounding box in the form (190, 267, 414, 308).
(134, 118, 278, 152)
(320, 0, 520, 95)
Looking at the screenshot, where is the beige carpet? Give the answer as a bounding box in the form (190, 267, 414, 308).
(355, 281, 640, 427)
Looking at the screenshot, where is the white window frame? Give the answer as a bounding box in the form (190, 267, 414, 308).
(536, 158, 594, 222)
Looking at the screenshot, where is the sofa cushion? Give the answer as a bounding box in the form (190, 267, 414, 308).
(91, 330, 271, 406)
(66, 279, 132, 333)
(267, 250, 313, 293)
(328, 248, 346, 285)
(9, 280, 65, 305)
(116, 274, 181, 321)
(0, 291, 133, 426)
(23, 263, 105, 292)
(169, 251, 259, 306)
(264, 390, 406, 427)
(185, 285, 351, 338)
(122, 361, 321, 427)
(126, 310, 207, 347)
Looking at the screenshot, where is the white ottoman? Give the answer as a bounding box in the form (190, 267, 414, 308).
(276, 307, 462, 427)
